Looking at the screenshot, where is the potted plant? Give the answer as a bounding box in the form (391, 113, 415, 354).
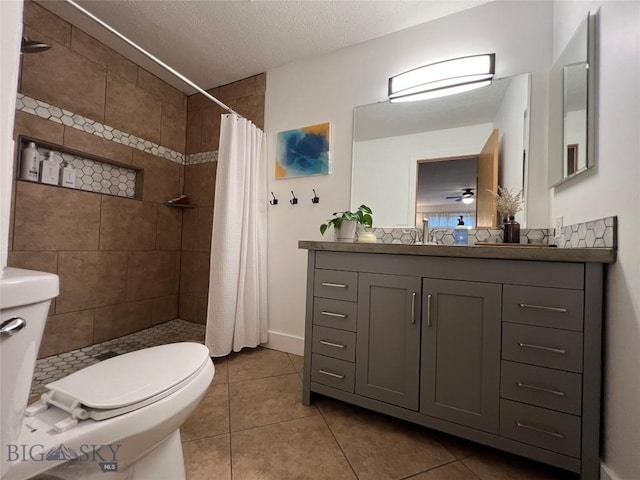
(320, 205, 373, 242)
(489, 186, 523, 243)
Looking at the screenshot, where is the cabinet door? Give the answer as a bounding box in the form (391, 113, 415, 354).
(356, 273, 421, 410)
(421, 279, 501, 433)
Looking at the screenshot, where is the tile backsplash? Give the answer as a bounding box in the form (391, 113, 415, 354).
(368, 215, 616, 249)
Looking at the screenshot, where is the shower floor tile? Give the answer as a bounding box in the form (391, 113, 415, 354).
(30, 319, 205, 395)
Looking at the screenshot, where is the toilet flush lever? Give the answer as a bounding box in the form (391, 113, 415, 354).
(0, 317, 26, 336)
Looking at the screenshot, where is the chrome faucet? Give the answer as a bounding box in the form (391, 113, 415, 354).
(422, 218, 430, 244)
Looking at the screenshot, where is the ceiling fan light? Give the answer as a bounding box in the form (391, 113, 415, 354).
(462, 196, 475, 204)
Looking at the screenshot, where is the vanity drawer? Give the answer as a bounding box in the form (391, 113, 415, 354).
(503, 285, 584, 331)
(500, 361, 582, 415)
(500, 399, 581, 458)
(313, 297, 357, 332)
(311, 354, 355, 392)
(314, 269, 358, 302)
(312, 325, 356, 362)
(502, 323, 583, 373)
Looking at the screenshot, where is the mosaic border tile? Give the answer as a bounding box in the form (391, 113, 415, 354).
(185, 150, 218, 165)
(16, 94, 185, 165)
(31, 319, 205, 396)
(369, 215, 616, 249)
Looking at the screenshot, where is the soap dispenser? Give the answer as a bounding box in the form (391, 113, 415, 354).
(454, 216, 468, 245)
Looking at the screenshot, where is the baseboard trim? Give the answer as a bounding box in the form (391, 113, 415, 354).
(263, 330, 304, 356)
(600, 462, 619, 480)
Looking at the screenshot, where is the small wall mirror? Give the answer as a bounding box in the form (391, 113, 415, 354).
(351, 73, 531, 228)
(548, 12, 597, 187)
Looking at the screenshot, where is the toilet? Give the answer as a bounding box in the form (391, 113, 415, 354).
(0, 268, 214, 480)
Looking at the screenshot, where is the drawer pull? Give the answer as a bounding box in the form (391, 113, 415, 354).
(319, 340, 346, 349)
(321, 311, 348, 318)
(516, 381, 565, 397)
(426, 294, 432, 327)
(515, 420, 565, 439)
(318, 369, 345, 379)
(517, 342, 567, 355)
(518, 303, 568, 313)
(321, 282, 348, 288)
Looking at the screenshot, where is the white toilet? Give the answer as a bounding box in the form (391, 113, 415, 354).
(0, 268, 214, 480)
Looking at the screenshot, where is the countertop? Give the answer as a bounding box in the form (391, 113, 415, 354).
(298, 241, 616, 263)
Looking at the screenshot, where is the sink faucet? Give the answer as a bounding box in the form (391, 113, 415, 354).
(422, 218, 430, 244)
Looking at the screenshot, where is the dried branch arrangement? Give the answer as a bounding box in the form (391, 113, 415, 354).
(489, 186, 523, 219)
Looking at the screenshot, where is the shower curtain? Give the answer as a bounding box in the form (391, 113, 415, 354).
(205, 114, 268, 357)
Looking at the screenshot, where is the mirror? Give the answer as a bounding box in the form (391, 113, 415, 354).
(548, 13, 597, 187)
(351, 73, 531, 227)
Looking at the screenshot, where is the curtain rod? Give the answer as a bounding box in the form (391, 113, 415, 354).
(64, 0, 240, 117)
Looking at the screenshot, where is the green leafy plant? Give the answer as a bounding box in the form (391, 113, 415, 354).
(320, 205, 373, 235)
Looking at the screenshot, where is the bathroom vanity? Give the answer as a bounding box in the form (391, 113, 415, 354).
(299, 242, 615, 480)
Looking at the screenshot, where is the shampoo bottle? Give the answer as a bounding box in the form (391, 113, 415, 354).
(39, 151, 60, 185)
(20, 141, 40, 181)
(454, 216, 469, 245)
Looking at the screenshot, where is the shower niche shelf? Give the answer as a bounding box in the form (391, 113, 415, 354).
(16, 135, 143, 200)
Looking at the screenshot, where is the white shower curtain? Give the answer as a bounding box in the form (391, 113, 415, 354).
(205, 114, 268, 357)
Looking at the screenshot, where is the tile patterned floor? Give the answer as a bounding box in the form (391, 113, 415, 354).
(30, 319, 205, 395)
(182, 347, 578, 480)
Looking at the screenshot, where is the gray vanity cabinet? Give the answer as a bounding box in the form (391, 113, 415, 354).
(355, 273, 421, 410)
(420, 279, 501, 433)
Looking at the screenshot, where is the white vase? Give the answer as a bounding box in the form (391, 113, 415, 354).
(334, 220, 357, 242)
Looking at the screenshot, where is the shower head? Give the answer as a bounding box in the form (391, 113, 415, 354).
(21, 36, 52, 54)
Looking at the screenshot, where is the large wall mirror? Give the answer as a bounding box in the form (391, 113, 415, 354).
(351, 73, 531, 228)
(548, 12, 597, 187)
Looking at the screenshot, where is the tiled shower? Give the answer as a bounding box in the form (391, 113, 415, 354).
(10, 1, 266, 366)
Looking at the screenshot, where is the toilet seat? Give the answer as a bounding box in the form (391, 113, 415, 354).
(27, 343, 211, 431)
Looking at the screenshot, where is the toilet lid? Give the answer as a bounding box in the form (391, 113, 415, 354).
(45, 343, 210, 410)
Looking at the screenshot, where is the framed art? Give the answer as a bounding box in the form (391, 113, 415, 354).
(275, 122, 330, 179)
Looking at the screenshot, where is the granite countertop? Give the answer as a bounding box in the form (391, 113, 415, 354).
(298, 241, 616, 263)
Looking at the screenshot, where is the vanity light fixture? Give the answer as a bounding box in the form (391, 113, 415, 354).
(462, 188, 475, 204)
(389, 53, 495, 103)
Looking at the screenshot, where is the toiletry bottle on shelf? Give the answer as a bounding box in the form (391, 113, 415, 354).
(59, 157, 76, 188)
(39, 151, 60, 185)
(20, 141, 40, 181)
(454, 216, 468, 245)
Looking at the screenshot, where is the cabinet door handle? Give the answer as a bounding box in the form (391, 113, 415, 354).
(516, 381, 565, 396)
(321, 282, 347, 288)
(321, 311, 347, 318)
(426, 294, 432, 327)
(411, 292, 416, 324)
(515, 421, 565, 439)
(518, 303, 567, 313)
(318, 369, 345, 379)
(319, 340, 346, 349)
(517, 342, 566, 354)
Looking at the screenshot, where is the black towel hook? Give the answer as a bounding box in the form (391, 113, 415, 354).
(312, 189, 320, 204)
(269, 192, 278, 206)
(290, 191, 298, 205)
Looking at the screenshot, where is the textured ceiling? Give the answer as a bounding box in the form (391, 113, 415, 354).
(39, 0, 489, 94)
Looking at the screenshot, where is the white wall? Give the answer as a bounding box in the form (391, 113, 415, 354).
(0, 0, 23, 275)
(264, 0, 553, 352)
(352, 123, 492, 227)
(493, 73, 529, 224)
(551, 2, 640, 479)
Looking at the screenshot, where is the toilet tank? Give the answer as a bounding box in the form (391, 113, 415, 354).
(0, 268, 58, 478)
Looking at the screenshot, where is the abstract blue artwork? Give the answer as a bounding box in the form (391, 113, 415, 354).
(275, 122, 330, 179)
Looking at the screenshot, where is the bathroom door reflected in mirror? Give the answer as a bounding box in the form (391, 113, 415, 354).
(351, 74, 530, 227)
(548, 12, 597, 187)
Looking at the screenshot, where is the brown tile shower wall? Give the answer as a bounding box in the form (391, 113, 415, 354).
(179, 74, 266, 324)
(8, 1, 187, 358)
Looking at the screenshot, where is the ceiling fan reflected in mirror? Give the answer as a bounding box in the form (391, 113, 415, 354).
(445, 188, 475, 204)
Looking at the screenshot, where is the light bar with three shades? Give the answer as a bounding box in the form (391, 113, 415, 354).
(388, 53, 496, 103)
